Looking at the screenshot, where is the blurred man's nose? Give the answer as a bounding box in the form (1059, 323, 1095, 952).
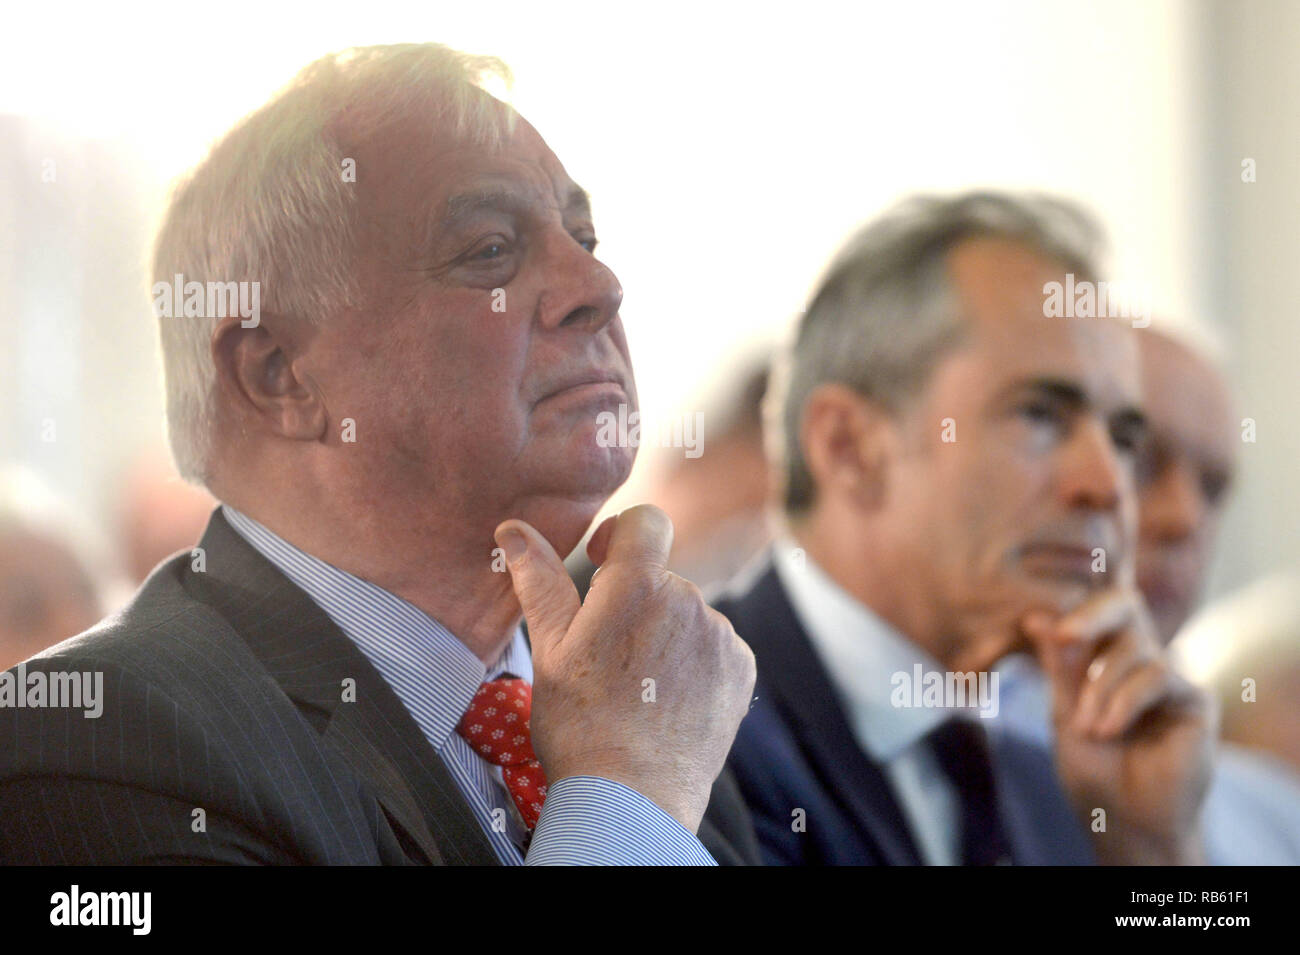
(1139, 461, 1204, 543)
(536, 228, 623, 332)
(1058, 417, 1126, 513)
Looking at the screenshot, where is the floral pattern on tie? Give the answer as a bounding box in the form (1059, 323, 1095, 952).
(455, 678, 548, 828)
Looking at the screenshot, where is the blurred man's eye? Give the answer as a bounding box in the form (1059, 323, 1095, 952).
(1107, 412, 1148, 459)
(1133, 436, 1169, 486)
(1110, 424, 1143, 456)
(1018, 401, 1062, 428)
(1201, 469, 1231, 506)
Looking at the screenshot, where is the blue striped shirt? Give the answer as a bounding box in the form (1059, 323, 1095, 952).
(223, 505, 714, 866)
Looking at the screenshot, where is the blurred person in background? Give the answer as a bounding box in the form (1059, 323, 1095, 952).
(94, 446, 219, 614)
(719, 192, 1214, 865)
(998, 324, 1300, 863)
(1133, 327, 1236, 643)
(0, 467, 103, 670)
(117, 446, 216, 586)
(653, 359, 773, 589)
(1170, 572, 1300, 863)
(568, 357, 773, 599)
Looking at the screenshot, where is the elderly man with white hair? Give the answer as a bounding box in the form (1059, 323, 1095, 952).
(0, 43, 758, 865)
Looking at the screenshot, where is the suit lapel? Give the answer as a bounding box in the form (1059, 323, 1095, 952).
(187, 509, 499, 866)
(728, 564, 924, 865)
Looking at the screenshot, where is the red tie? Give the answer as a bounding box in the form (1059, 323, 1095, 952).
(455, 678, 549, 829)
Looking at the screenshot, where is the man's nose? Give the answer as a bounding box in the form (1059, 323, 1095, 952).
(535, 229, 623, 332)
(1057, 417, 1127, 513)
(1139, 461, 1204, 543)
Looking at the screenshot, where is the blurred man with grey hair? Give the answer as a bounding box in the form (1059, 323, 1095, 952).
(718, 192, 1215, 865)
(0, 43, 758, 865)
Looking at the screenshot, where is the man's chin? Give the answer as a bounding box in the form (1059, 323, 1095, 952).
(1016, 565, 1113, 612)
(968, 574, 1098, 664)
(558, 442, 636, 497)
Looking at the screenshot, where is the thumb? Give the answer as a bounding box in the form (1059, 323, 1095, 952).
(495, 519, 581, 653)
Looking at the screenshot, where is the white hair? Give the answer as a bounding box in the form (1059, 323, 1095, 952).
(151, 43, 515, 485)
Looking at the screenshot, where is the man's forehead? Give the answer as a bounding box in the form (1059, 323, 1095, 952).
(969, 320, 1139, 402)
(945, 238, 1141, 401)
(357, 108, 585, 220)
(1141, 332, 1236, 456)
(947, 236, 1064, 318)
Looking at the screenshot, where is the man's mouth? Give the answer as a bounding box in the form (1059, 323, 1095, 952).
(536, 372, 627, 406)
(1137, 565, 1189, 609)
(1018, 542, 1110, 582)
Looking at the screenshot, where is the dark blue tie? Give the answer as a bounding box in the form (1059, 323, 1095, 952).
(927, 719, 1014, 866)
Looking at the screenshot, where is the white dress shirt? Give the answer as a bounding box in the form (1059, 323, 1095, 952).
(772, 539, 963, 865)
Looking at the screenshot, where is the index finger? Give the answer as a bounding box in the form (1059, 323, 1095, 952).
(1023, 587, 1140, 649)
(600, 504, 675, 574)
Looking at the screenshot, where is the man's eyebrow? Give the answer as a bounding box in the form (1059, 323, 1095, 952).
(440, 187, 530, 227)
(1111, 403, 1148, 435)
(438, 184, 592, 229)
(564, 186, 592, 221)
(1005, 377, 1148, 431)
(1004, 377, 1090, 408)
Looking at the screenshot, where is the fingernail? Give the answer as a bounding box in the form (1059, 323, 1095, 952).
(496, 528, 526, 562)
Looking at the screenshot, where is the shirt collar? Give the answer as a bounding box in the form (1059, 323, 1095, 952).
(771, 537, 949, 762)
(221, 504, 530, 752)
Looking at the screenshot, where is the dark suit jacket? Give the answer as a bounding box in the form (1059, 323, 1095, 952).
(0, 509, 760, 865)
(714, 561, 1096, 866)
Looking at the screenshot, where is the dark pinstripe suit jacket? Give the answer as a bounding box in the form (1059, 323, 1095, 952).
(0, 510, 760, 865)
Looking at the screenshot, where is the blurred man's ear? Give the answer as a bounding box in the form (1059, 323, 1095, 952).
(799, 383, 897, 513)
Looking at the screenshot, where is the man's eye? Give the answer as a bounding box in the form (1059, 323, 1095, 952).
(577, 236, 598, 254)
(1111, 431, 1140, 455)
(1018, 402, 1059, 426)
(1110, 420, 1148, 458)
(467, 237, 512, 262)
(1201, 470, 1230, 505)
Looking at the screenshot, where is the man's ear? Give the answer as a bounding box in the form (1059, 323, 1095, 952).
(799, 383, 896, 511)
(211, 314, 328, 443)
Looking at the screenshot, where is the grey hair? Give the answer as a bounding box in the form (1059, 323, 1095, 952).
(773, 191, 1107, 515)
(151, 43, 515, 485)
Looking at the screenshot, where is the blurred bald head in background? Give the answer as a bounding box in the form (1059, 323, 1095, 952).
(1134, 327, 1237, 642)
